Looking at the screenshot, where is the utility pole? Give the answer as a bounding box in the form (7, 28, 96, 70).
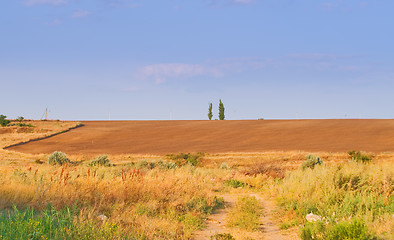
(41, 108, 48, 120)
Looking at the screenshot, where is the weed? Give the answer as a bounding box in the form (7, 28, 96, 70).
(166, 152, 203, 166)
(35, 159, 44, 164)
(301, 154, 323, 170)
(48, 151, 70, 165)
(157, 160, 177, 169)
(243, 162, 285, 179)
(301, 219, 377, 240)
(136, 159, 156, 169)
(348, 150, 372, 163)
(220, 162, 230, 170)
(224, 179, 246, 188)
(89, 155, 111, 167)
(210, 233, 236, 240)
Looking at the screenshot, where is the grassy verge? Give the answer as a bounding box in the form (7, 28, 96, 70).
(0, 206, 127, 240)
(270, 161, 393, 239)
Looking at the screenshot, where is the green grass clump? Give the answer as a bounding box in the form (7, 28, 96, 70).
(48, 151, 70, 165)
(210, 233, 236, 240)
(89, 155, 111, 167)
(0, 206, 125, 240)
(166, 152, 203, 166)
(301, 154, 323, 170)
(157, 160, 177, 169)
(301, 219, 377, 240)
(227, 195, 262, 231)
(224, 179, 246, 188)
(348, 150, 372, 163)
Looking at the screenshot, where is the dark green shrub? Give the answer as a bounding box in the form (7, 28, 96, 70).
(48, 151, 70, 165)
(16, 116, 24, 122)
(210, 233, 235, 240)
(0, 115, 10, 127)
(348, 150, 372, 163)
(89, 155, 111, 167)
(301, 155, 323, 170)
(224, 179, 246, 188)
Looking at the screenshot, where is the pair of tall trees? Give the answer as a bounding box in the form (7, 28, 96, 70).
(208, 100, 225, 120)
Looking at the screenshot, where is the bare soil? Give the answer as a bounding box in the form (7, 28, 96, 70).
(7, 119, 394, 154)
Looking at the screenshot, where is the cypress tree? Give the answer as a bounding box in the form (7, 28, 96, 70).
(208, 103, 213, 120)
(218, 99, 225, 120)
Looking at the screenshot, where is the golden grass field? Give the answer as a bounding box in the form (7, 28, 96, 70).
(0, 120, 393, 240)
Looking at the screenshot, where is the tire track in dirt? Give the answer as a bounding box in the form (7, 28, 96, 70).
(193, 194, 234, 239)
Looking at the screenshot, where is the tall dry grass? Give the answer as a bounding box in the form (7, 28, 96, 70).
(0, 163, 226, 239)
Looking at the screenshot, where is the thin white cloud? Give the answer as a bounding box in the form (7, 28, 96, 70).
(24, 0, 68, 6)
(72, 10, 92, 18)
(136, 53, 366, 84)
(135, 58, 266, 84)
(136, 63, 220, 84)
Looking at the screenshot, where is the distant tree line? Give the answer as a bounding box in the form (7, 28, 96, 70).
(208, 100, 225, 120)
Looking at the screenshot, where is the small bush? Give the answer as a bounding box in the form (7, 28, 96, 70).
(48, 151, 70, 165)
(210, 233, 235, 240)
(348, 150, 372, 163)
(243, 162, 285, 179)
(166, 153, 203, 166)
(16, 116, 24, 122)
(224, 179, 246, 188)
(220, 162, 230, 170)
(34, 159, 44, 164)
(0, 115, 10, 127)
(157, 160, 177, 169)
(136, 160, 156, 169)
(89, 155, 111, 167)
(301, 219, 377, 240)
(301, 155, 323, 170)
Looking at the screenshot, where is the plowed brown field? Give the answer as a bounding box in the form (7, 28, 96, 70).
(7, 119, 394, 154)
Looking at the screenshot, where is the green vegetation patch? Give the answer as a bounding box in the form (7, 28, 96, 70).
(227, 195, 262, 231)
(0, 207, 127, 240)
(301, 154, 323, 170)
(348, 150, 372, 163)
(166, 152, 204, 166)
(301, 219, 377, 240)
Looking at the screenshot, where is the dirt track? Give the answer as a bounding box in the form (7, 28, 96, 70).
(7, 119, 394, 154)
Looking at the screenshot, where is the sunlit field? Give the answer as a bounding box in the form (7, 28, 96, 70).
(0, 121, 392, 240)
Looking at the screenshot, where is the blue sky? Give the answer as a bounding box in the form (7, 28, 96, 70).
(1, 0, 393, 120)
